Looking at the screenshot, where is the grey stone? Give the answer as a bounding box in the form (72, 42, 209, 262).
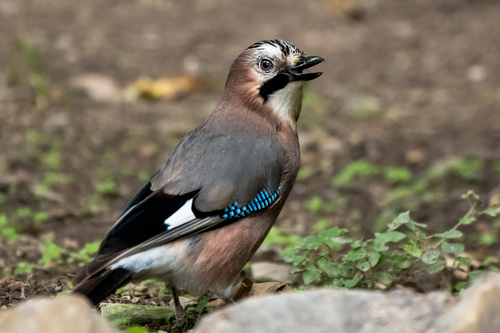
(251, 262, 294, 283)
(433, 272, 500, 333)
(0, 295, 117, 333)
(70, 73, 122, 103)
(195, 288, 452, 333)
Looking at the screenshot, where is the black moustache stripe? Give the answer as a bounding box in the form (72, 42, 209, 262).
(259, 74, 290, 103)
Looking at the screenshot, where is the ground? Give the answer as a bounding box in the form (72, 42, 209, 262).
(0, 0, 500, 331)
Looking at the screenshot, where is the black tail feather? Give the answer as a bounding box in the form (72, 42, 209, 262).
(72, 268, 134, 306)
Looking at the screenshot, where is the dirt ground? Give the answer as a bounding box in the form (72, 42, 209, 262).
(1, 0, 500, 329)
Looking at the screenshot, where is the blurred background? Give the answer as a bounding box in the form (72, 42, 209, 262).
(0, 0, 500, 295)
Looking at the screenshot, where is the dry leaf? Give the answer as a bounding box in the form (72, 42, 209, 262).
(232, 277, 254, 301)
(248, 282, 293, 297)
(231, 277, 293, 302)
(124, 75, 206, 101)
(324, 0, 366, 20)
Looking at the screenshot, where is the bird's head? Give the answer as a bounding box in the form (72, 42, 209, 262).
(223, 40, 324, 128)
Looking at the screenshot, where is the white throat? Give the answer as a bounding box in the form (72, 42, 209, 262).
(268, 81, 304, 127)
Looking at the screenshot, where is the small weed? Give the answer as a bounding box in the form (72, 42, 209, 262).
(449, 158, 484, 180)
(263, 227, 300, 254)
(297, 166, 312, 182)
(39, 236, 65, 266)
(0, 214, 20, 242)
(137, 170, 150, 182)
(67, 242, 100, 267)
(347, 97, 381, 117)
(6, 34, 50, 108)
(285, 191, 498, 291)
(333, 159, 380, 186)
(13, 262, 36, 274)
(96, 179, 118, 195)
(384, 167, 412, 184)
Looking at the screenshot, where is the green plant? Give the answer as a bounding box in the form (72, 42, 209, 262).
(333, 159, 380, 186)
(6, 35, 50, 108)
(263, 227, 300, 254)
(13, 262, 36, 274)
(285, 191, 498, 291)
(0, 214, 20, 242)
(39, 237, 65, 266)
(67, 242, 100, 267)
(448, 158, 484, 180)
(96, 179, 118, 195)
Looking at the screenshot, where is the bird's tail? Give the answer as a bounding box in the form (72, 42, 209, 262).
(71, 268, 134, 306)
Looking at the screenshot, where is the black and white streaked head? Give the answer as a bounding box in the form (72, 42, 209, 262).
(223, 39, 324, 128)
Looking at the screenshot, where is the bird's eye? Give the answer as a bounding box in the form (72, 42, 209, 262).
(259, 59, 274, 71)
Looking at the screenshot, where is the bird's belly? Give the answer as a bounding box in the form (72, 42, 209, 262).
(111, 212, 278, 298)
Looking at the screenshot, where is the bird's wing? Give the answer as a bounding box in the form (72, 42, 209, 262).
(80, 128, 286, 277)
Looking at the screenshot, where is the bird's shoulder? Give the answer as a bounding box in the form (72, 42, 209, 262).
(151, 121, 290, 212)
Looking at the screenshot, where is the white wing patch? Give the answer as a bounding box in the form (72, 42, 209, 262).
(164, 199, 196, 231)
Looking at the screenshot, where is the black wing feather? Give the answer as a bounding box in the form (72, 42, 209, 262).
(117, 181, 154, 218)
(97, 190, 200, 259)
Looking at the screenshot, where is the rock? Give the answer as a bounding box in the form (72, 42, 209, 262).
(100, 303, 175, 329)
(0, 295, 117, 333)
(196, 272, 500, 333)
(432, 272, 500, 333)
(70, 73, 122, 103)
(251, 262, 293, 283)
(195, 288, 452, 333)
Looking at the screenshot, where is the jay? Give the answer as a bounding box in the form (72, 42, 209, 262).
(72, 40, 324, 318)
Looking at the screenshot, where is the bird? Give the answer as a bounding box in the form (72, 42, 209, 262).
(71, 39, 324, 319)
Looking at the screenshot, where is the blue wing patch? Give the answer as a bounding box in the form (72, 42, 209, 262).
(221, 187, 281, 219)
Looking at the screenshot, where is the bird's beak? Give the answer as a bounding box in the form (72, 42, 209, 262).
(285, 56, 325, 81)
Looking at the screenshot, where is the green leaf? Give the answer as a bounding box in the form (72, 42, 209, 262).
(317, 257, 339, 278)
(14, 262, 36, 274)
(343, 275, 362, 288)
(482, 203, 500, 217)
(303, 235, 323, 250)
(356, 260, 371, 272)
(388, 211, 410, 230)
(368, 252, 381, 267)
(373, 231, 406, 251)
(351, 240, 364, 249)
(378, 272, 394, 285)
(194, 295, 210, 314)
(283, 252, 296, 263)
(40, 243, 65, 264)
(433, 230, 463, 239)
(289, 266, 304, 274)
(345, 247, 367, 261)
(459, 216, 476, 225)
(292, 255, 307, 267)
(402, 243, 422, 257)
(469, 270, 487, 282)
(331, 237, 352, 245)
(455, 256, 471, 266)
(384, 167, 413, 184)
(441, 242, 465, 256)
(318, 245, 330, 256)
(396, 257, 412, 269)
(389, 211, 427, 231)
(303, 267, 321, 285)
(338, 264, 352, 278)
(317, 227, 343, 248)
(124, 326, 149, 333)
(426, 259, 446, 274)
(422, 250, 440, 264)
